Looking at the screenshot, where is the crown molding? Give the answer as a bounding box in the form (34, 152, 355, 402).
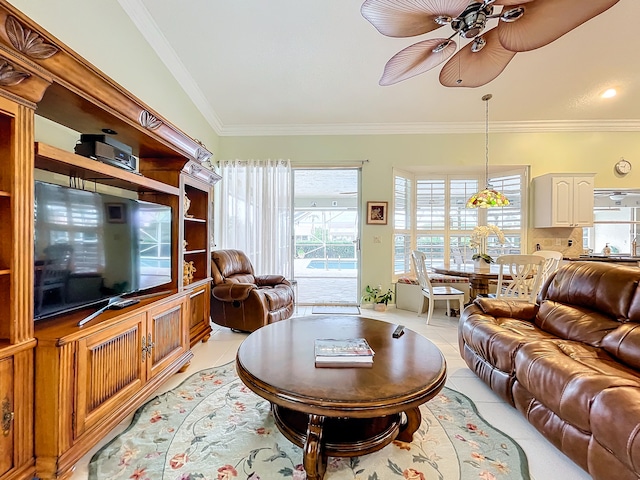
(118, 0, 224, 134)
(117, 1, 640, 139)
(219, 119, 640, 137)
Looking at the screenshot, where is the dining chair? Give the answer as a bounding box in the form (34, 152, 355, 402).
(411, 250, 466, 324)
(494, 254, 546, 303)
(532, 250, 563, 290)
(35, 244, 74, 313)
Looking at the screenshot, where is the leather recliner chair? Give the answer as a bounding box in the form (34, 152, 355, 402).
(210, 249, 294, 332)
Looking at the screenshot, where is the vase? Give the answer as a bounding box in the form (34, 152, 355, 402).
(473, 258, 490, 272)
(374, 303, 387, 312)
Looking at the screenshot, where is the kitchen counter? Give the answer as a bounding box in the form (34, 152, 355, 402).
(564, 255, 640, 265)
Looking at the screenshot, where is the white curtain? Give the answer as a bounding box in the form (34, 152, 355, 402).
(218, 159, 292, 278)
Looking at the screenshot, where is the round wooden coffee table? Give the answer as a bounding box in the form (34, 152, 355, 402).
(236, 315, 447, 480)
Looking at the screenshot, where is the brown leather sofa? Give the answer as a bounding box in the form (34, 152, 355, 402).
(210, 249, 294, 332)
(459, 261, 640, 480)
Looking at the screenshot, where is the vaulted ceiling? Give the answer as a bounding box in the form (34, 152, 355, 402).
(121, 0, 639, 136)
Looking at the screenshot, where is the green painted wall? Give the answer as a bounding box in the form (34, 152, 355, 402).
(219, 132, 640, 294)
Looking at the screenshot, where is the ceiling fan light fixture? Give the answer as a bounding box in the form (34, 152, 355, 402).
(433, 40, 452, 53)
(435, 15, 451, 26)
(467, 93, 510, 209)
(501, 7, 525, 23)
(471, 36, 486, 53)
(466, 188, 510, 208)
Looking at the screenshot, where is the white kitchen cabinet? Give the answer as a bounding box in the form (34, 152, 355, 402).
(533, 174, 595, 228)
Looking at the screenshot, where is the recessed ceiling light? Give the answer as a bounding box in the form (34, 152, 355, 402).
(601, 88, 617, 99)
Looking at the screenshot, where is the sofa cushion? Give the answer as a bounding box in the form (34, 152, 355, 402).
(224, 273, 257, 284)
(212, 249, 256, 284)
(514, 341, 640, 432)
(459, 303, 556, 374)
(535, 301, 620, 347)
(398, 275, 468, 284)
(541, 261, 640, 322)
(601, 322, 640, 370)
(260, 285, 294, 310)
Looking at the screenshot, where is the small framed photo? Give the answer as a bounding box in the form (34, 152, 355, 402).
(367, 201, 388, 225)
(105, 203, 126, 223)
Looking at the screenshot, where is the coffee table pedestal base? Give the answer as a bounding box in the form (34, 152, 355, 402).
(273, 405, 422, 480)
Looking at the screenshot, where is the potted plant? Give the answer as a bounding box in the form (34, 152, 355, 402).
(362, 285, 394, 312)
(470, 224, 505, 269)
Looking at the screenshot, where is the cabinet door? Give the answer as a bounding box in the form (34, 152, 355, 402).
(75, 314, 146, 437)
(0, 356, 13, 477)
(146, 296, 188, 379)
(551, 177, 574, 227)
(188, 283, 211, 346)
(572, 176, 595, 226)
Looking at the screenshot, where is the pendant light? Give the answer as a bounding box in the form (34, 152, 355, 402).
(466, 94, 510, 208)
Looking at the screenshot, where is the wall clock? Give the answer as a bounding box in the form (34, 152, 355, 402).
(615, 159, 632, 175)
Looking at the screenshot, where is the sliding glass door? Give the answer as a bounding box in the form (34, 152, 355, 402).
(292, 168, 360, 305)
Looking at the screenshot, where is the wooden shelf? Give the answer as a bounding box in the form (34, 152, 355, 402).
(185, 249, 207, 255)
(35, 143, 180, 196)
(184, 216, 206, 223)
(0, 191, 9, 197)
(0, 269, 9, 276)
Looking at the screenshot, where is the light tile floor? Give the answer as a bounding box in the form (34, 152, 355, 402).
(70, 306, 590, 480)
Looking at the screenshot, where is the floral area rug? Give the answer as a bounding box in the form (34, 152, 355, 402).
(89, 362, 530, 480)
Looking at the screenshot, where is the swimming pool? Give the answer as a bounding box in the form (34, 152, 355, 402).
(307, 259, 358, 270)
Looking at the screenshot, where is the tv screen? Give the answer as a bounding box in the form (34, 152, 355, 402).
(34, 181, 172, 320)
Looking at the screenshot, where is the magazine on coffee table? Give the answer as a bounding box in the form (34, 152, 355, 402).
(314, 338, 374, 367)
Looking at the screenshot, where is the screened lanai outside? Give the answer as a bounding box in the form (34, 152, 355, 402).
(293, 168, 360, 306)
(393, 169, 526, 278)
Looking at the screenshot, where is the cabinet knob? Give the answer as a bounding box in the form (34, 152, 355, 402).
(2, 396, 13, 437)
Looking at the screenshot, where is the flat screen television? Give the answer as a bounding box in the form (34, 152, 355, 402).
(34, 180, 173, 320)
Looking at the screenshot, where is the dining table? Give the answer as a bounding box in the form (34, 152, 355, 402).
(433, 262, 502, 301)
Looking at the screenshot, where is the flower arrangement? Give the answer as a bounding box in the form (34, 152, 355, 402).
(469, 224, 505, 263)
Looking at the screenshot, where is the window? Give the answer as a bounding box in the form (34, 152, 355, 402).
(584, 191, 640, 255)
(393, 168, 527, 278)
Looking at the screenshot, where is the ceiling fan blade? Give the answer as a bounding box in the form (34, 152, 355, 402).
(498, 0, 620, 52)
(380, 38, 457, 86)
(439, 28, 516, 87)
(361, 0, 469, 38)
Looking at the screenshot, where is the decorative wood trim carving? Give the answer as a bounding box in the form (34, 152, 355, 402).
(138, 110, 163, 130)
(195, 146, 211, 164)
(0, 56, 28, 86)
(5, 15, 58, 59)
(189, 163, 202, 176)
(182, 159, 221, 185)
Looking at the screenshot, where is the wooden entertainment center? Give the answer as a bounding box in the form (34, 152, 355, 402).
(0, 2, 220, 479)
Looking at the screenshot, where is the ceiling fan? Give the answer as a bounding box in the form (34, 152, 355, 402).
(360, 0, 620, 87)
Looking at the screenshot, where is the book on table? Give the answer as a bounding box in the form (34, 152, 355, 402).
(314, 338, 375, 368)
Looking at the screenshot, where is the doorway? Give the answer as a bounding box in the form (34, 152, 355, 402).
(292, 168, 360, 306)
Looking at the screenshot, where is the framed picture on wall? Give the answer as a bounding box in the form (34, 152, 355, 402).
(105, 203, 126, 223)
(367, 201, 388, 225)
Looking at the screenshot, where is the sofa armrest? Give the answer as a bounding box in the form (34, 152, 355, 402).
(591, 386, 640, 477)
(212, 283, 256, 302)
(255, 275, 290, 287)
(473, 297, 538, 322)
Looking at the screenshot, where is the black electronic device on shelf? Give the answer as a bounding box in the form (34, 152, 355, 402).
(74, 133, 139, 172)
